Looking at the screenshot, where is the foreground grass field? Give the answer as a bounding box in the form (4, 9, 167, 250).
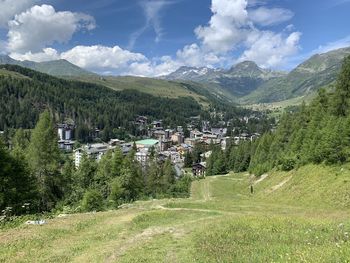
(1, 164, 350, 262)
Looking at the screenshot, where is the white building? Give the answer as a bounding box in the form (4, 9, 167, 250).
(136, 149, 149, 166)
(74, 143, 113, 168)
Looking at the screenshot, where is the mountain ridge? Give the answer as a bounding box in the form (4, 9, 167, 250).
(0, 55, 95, 77)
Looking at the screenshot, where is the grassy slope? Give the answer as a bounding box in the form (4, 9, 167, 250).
(66, 75, 210, 104)
(0, 68, 30, 79)
(1, 164, 350, 262)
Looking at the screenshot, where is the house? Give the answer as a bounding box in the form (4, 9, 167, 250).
(109, 139, 124, 146)
(135, 116, 148, 126)
(184, 138, 199, 147)
(153, 130, 166, 141)
(171, 132, 184, 144)
(164, 129, 174, 139)
(190, 130, 203, 139)
(136, 149, 149, 166)
(151, 120, 163, 128)
(159, 150, 182, 164)
(159, 139, 172, 151)
(192, 162, 206, 177)
(74, 143, 111, 168)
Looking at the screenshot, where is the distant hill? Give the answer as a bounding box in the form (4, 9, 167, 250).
(0, 55, 94, 77)
(241, 47, 350, 104)
(0, 55, 234, 104)
(65, 74, 236, 105)
(3, 46, 350, 106)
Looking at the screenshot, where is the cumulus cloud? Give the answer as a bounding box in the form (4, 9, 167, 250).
(10, 47, 60, 61)
(248, 7, 294, 26)
(7, 4, 95, 53)
(189, 0, 299, 68)
(195, 0, 249, 53)
(239, 31, 301, 68)
(6, 0, 302, 76)
(0, 0, 37, 28)
(60, 45, 146, 71)
(11, 45, 154, 76)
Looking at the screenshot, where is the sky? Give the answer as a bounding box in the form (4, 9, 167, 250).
(0, 0, 350, 76)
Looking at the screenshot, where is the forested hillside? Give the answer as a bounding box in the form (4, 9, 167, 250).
(207, 55, 350, 176)
(0, 65, 209, 141)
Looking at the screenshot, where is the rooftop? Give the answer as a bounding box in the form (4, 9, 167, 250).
(136, 139, 159, 146)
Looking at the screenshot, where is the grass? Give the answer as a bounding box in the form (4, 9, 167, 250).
(1, 164, 350, 262)
(66, 75, 210, 105)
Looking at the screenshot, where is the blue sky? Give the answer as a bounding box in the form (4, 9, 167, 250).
(0, 0, 350, 76)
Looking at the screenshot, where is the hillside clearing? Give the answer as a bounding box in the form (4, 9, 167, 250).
(1, 164, 350, 262)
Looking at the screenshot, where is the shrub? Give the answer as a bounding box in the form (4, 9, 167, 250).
(81, 189, 104, 212)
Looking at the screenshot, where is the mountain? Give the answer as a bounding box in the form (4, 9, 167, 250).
(240, 47, 350, 104)
(164, 61, 286, 97)
(0, 55, 235, 104)
(164, 47, 350, 105)
(0, 55, 94, 77)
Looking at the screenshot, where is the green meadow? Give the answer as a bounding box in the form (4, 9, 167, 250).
(1, 164, 350, 262)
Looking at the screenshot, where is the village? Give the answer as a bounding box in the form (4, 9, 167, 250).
(57, 115, 261, 178)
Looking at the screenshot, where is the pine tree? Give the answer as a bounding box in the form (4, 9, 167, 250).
(162, 159, 176, 192)
(111, 148, 124, 177)
(0, 140, 38, 214)
(26, 110, 60, 211)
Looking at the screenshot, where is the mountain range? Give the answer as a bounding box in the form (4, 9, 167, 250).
(1, 46, 350, 105)
(164, 47, 350, 104)
(0, 55, 94, 77)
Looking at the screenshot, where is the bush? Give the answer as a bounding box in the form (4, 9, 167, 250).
(279, 156, 296, 171)
(81, 189, 104, 212)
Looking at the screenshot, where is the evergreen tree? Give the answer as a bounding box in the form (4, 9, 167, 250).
(26, 110, 60, 210)
(0, 140, 38, 214)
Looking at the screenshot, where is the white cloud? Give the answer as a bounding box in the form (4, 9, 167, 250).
(6, 0, 302, 76)
(10, 47, 60, 61)
(176, 43, 221, 67)
(7, 4, 95, 53)
(11, 45, 151, 75)
(195, 0, 249, 53)
(60, 45, 146, 71)
(239, 31, 301, 68)
(313, 35, 350, 54)
(0, 0, 37, 28)
(128, 0, 172, 49)
(248, 7, 294, 26)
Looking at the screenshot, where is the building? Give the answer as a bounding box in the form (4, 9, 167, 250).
(57, 123, 74, 141)
(164, 129, 174, 139)
(135, 116, 148, 126)
(151, 120, 163, 128)
(192, 163, 206, 177)
(58, 140, 74, 152)
(74, 143, 112, 168)
(159, 139, 172, 151)
(136, 149, 150, 166)
(190, 130, 203, 139)
(171, 132, 184, 144)
(184, 138, 200, 147)
(135, 139, 159, 150)
(57, 123, 75, 152)
(159, 150, 182, 164)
